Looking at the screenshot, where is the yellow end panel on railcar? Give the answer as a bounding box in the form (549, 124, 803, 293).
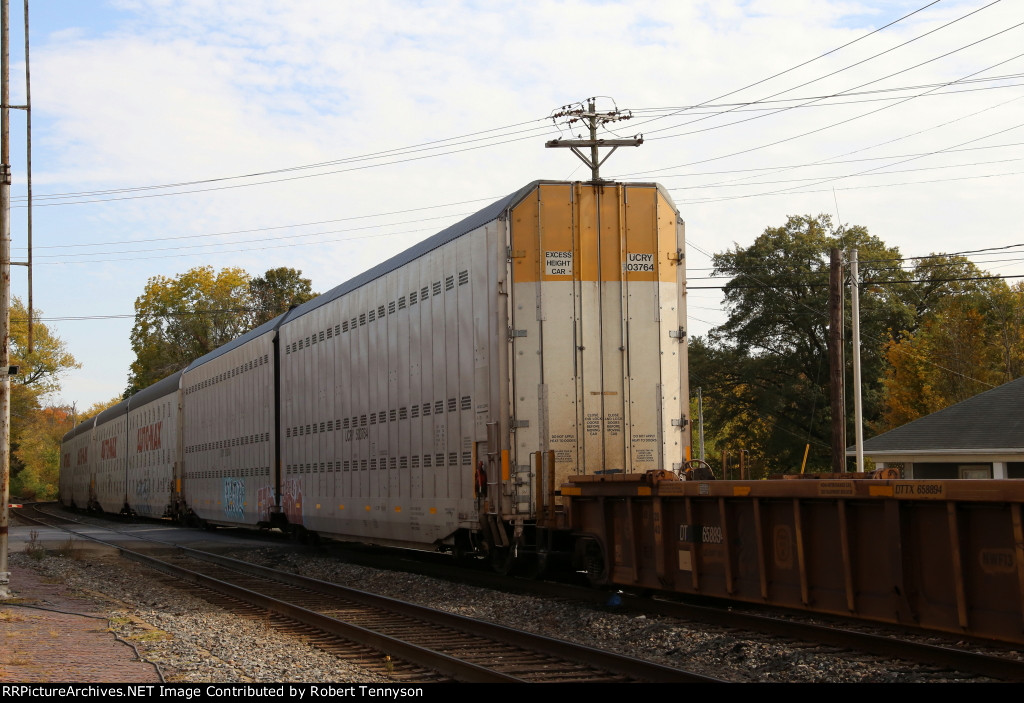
(507, 182, 689, 516)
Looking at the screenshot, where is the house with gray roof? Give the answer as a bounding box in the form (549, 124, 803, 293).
(852, 375, 1024, 479)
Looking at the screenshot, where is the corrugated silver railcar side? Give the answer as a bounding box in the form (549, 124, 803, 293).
(126, 370, 183, 518)
(180, 316, 282, 527)
(276, 185, 528, 550)
(92, 400, 130, 513)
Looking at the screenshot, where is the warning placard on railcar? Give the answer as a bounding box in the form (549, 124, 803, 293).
(545, 251, 573, 276)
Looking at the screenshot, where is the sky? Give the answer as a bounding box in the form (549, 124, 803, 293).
(4, 0, 1023, 410)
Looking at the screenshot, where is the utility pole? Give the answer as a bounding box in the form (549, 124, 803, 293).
(545, 98, 642, 181)
(22, 0, 29, 353)
(1, 0, 12, 599)
(850, 249, 864, 472)
(697, 386, 705, 462)
(828, 248, 846, 473)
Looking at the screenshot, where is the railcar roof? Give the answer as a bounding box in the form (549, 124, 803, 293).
(179, 180, 675, 368)
(129, 369, 183, 409)
(280, 180, 544, 323)
(61, 415, 97, 444)
(184, 310, 286, 372)
(95, 397, 131, 427)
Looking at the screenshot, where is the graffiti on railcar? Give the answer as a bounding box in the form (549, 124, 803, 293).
(135, 475, 153, 501)
(257, 485, 274, 522)
(282, 478, 304, 526)
(222, 477, 246, 520)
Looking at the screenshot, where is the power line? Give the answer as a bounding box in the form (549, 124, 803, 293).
(27, 157, 1024, 263)
(660, 155, 1024, 192)
(25, 213, 473, 259)
(622, 42, 1024, 183)
(12, 127, 555, 208)
(673, 165, 1024, 204)
(640, 1, 1005, 142)
(628, 72, 1024, 115)
(15, 196, 500, 251)
(689, 273, 1024, 290)
(12, 119, 552, 204)
(4, 1, 949, 211)
(21, 137, 1024, 258)
(632, 89, 1024, 191)
(628, 0, 944, 132)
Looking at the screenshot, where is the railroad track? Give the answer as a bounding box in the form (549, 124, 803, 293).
(23, 503, 1024, 682)
(321, 538, 1024, 683)
(11, 504, 719, 683)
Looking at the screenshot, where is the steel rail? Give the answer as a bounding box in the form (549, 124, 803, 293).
(119, 549, 521, 683)
(178, 547, 716, 682)
(325, 538, 1024, 683)
(11, 505, 721, 683)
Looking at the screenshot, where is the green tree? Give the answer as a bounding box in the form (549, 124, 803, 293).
(701, 214, 912, 473)
(689, 337, 779, 478)
(127, 266, 251, 394)
(248, 267, 317, 328)
(126, 266, 319, 394)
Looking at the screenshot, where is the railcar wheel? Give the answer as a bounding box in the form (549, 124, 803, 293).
(577, 538, 607, 586)
(514, 552, 544, 579)
(490, 546, 513, 575)
(452, 533, 480, 564)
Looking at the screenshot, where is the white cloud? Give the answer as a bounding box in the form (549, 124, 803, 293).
(8, 0, 1023, 407)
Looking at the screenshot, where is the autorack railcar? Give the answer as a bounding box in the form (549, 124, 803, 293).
(59, 416, 94, 510)
(60, 179, 690, 566)
(127, 370, 183, 519)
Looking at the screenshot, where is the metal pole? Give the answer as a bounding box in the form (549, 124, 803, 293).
(828, 248, 846, 473)
(697, 387, 705, 462)
(851, 249, 864, 472)
(0, 0, 13, 599)
(22, 0, 28, 353)
(587, 98, 599, 182)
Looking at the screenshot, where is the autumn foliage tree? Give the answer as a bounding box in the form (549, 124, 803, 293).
(878, 278, 1024, 430)
(9, 298, 81, 499)
(13, 406, 73, 499)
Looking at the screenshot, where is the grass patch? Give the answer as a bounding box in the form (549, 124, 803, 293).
(24, 531, 46, 561)
(53, 537, 81, 560)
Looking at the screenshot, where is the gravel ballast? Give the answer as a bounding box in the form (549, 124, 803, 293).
(8, 545, 1004, 684)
